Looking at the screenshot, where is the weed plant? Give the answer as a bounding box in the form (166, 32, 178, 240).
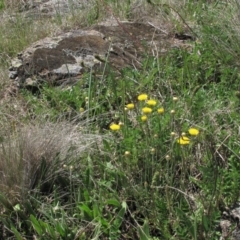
(0, 0, 240, 239)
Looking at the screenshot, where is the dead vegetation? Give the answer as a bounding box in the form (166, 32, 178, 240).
(0, 119, 106, 203)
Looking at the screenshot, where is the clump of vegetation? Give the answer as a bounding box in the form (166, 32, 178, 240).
(0, 0, 240, 239)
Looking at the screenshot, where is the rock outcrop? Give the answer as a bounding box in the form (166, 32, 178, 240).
(9, 22, 172, 88)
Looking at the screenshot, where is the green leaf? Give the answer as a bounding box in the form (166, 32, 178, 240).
(109, 201, 127, 240)
(55, 222, 65, 237)
(83, 190, 90, 202)
(113, 201, 127, 230)
(202, 215, 209, 232)
(23, 201, 35, 216)
(79, 204, 93, 219)
(46, 224, 57, 239)
(176, 208, 195, 239)
(106, 199, 121, 207)
(11, 225, 23, 240)
(138, 219, 151, 240)
(93, 203, 99, 219)
(30, 214, 43, 235)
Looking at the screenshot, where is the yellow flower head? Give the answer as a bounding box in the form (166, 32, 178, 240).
(110, 123, 120, 131)
(147, 99, 157, 106)
(141, 115, 148, 121)
(126, 103, 135, 110)
(138, 94, 148, 101)
(142, 107, 152, 114)
(177, 136, 190, 145)
(188, 128, 199, 136)
(157, 107, 164, 114)
(79, 107, 84, 113)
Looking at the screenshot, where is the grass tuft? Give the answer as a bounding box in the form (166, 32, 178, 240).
(0, 119, 105, 202)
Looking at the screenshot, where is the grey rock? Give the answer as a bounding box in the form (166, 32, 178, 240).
(25, 78, 37, 87)
(9, 22, 175, 88)
(232, 228, 240, 240)
(9, 71, 18, 79)
(53, 64, 83, 75)
(231, 206, 240, 221)
(220, 203, 240, 240)
(220, 220, 231, 239)
(11, 59, 23, 68)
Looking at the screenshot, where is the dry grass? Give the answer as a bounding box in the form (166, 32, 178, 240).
(3, 0, 24, 8)
(0, 12, 54, 65)
(0, 119, 106, 203)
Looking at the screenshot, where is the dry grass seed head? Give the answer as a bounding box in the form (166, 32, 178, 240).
(0, 120, 105, 201)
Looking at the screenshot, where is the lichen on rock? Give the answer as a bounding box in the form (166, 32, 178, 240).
(9, 22, 174, 88)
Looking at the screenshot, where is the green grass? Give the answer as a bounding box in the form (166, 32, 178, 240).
(0, 0, 4, 10)
(0, 0, 240, 239)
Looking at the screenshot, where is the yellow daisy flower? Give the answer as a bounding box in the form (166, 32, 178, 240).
(188, 128, 199, 136)
(147, 99, 157, 106)
(157, 107, 164, 114)
(126, 103, 135, 109)
(142, 107, 152, 114)
(141, 115, 148, 121)
(177, 136, 190, 145)
(110, 123, 120, 131)
(138, 94, 148, 101)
